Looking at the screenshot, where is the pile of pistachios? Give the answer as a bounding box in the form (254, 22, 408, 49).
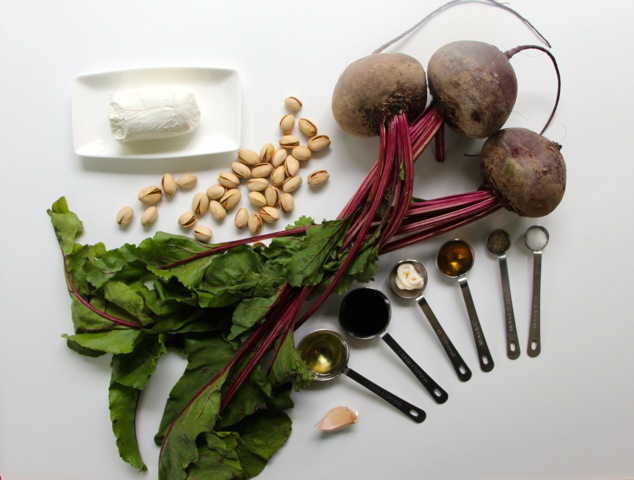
(115, 96, 331, 242)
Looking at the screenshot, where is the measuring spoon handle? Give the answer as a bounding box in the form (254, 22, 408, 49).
(416, 296, 472, 382)
(528, 252, 543, 357)
(458, 277, 494, 372)
(498, 255, 520, 359)
(343, 367, 426, 423)
(381, 333, 449, 404)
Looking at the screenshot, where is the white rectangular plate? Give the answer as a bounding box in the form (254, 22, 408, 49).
(72, 66, 241, 159)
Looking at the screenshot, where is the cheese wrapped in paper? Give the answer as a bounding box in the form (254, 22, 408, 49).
(108, 86, 201, 142)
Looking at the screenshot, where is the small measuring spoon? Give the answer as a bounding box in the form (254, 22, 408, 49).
(524, 225, 550, 357)
(436, 239, 494, 372)
(486, 230, 520, 359)
(297, 329, 426, 423)
(339, 287, 448, 404)
(389, 259, 472, 382)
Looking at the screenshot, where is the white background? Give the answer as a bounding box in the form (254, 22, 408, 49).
(1, 1, 633, 479)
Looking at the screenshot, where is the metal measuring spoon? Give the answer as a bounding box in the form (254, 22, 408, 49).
(486, 230, 520, 359)
(436, 239, 494, 372)
(389, 259, 472, 382)
(297, 329, 426, 423)
(524, 225, 550, 357)
(339, 287, 448, 404)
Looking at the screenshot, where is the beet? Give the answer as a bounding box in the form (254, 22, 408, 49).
(480, 128, 566, 217)
(427, 40, 518, 139)
(331, 52, 428, 137)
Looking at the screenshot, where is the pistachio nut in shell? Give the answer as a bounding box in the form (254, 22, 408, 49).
(219, 188, 241, 211)
(248, 191, 267, 208)
(292, 145, 312, 162)
(251, 163, 274, 178)
(178, 211, 197, 228)
(161, 173, 177, 197)
(234, 208, 249, 229)
(218, 171, 240, 189)
(279, 114, 295, 135)
(264, 185, 280, 207)
(260, 143, 275, 163)
(259, 206, 280, 224)
(270, 165, 286, 187)
(308, 135, 331, 152)
(284, 156, 299, 177)
(279, 192, 294, 213)
(116, 206, 134, 227)
(307, 170, 330, 187)
(272, 148, 288, 167)
(246, 177, 269, 192)
(206, 184, 226, 200)
(194, 225, 212, 243)
(282, 175, 302, 193)
(238, 149, 261, 166)
(141, 206, 158, 226)
(284, 96, 302, 112)
(192, 192, 209, 216)
(209, 200, 227, 221)
(298, 118, 318, 137)
(176, 174, 198, 189)
(248, 213, 263, 234)
(138, 185, 163, 206)
(280, 135, 300, 149)
(231, 161, 251, 179)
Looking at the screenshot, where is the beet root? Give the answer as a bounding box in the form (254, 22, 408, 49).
(428, 40, 517, 139)
(331, 52, 428, 137)
(480, 128, 566, 218)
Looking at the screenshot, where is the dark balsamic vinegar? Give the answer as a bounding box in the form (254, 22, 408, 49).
(339, 288, 391, 339)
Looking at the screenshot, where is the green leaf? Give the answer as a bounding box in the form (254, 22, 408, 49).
(109, 381, 147, 471)
(286, 219, 348, 287)
(63, 328, 142, 355)
(158, 370, 229, 480)
(228, 294, 278, 340)
(234, 411, 292, 478)
(268, 329, 311, 388)
(185, 432, 242, 479)
(47, 196, 84, 255)
(103, 280, 154, 326)
(111, 335, 167, 390)
(83, 244, 147, 289)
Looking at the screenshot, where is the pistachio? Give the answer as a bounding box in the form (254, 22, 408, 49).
(248, 213, 263, 234)
(251, 163, 274, 178)
(291, 145, 312, 162)
(279, 192, 294, 213)
(234, 207, 249, 229)
(141, 206, 158, 226)
(282, 175, 302, 193)
(176, 174, 198, 189)
(206, 184, 226, 200)
(270, 165, 286, 187)
(138, 185, 162, 206)
(192, 192, 209, 216)
(264, 185, 280, 207)
(271, 148, 288, 167)
(161, 173, 177, 197)
(246, 177, 269, 192)
(308, 135, 331, 152)
(279, 114, 295, 135)
(178, 211, 197, 228)
(231, 161, 251, 179)
(307, 169, 330, 187)
(284, 96, 302, 112)
(284, 155, 300, 177)
(209, 200, 227, 221)
(259, 206, 280, 224)
(260, 143, 275, 163)
(219, 188, 241, 211)
(279, 135, 300, 149)
(194, 225, 212, 243)
(298, 118, 318, 137)
(116, 206, 134, 227)
(248, 191, 267, 208)
(238, 148, 261, 166)
(218, 171, 240, 189)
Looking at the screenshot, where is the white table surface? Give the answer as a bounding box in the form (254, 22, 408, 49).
(2, 1, 633, 479)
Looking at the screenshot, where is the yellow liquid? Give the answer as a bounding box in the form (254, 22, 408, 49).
(437, 240, 474, 277)
(298, 331, 349, 379)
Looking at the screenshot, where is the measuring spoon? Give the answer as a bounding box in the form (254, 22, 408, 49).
(524, 225, 550, 357)
(389, 259, 472, 382)
(339, 287, 448, 404)
(486, 230, 520, 359)
(436, 239, 494, 372)
(297, 329, 426, 423)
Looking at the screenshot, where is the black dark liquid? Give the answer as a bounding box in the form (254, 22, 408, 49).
(339, 288, 391, 339)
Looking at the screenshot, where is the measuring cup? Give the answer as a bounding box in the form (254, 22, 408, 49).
(389, 259, 472, 382)
(486, 229, 520, 359)
(524, 225, 550, 357)
(338, 287, 449, 404)
(436, 239, 494, 372)
(297, 329, 426, 423)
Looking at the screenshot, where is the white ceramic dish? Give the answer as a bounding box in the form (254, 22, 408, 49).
(72, 66, 241, 159)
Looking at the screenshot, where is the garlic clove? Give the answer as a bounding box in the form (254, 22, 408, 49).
(316, 406, 358, 432)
